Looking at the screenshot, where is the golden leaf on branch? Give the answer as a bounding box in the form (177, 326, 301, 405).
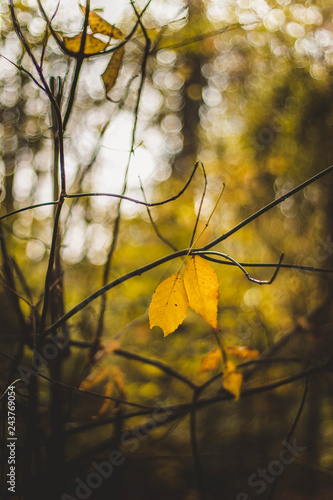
(198, 348, 222, 374)
(226, 345, 260, 360)
(222, 361, 243, 400)
(184, 256, 219, 330)
(80, 5, 123, 38)
(102, 45, 125, 94)
(149, 272, 189, 337)
(63, 33, 108, 54)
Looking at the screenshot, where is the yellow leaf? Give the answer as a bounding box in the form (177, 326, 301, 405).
(96, 381, 114, 417)
(80, 6, 123, 39)
(63, 33, 107, 55)
(149, 272, 189, 336)
(184, 256, 219, 330)
(112, 366, 126, 396)
(226, 345, 260, 360)
(198, 348, 222, 374)
(79, 365, 109, 391)
(222, 361, 243, 400)
(102, 45, 125, 94)
(94, 340, 120, 362)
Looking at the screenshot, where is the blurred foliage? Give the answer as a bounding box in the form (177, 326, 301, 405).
(1, 1, 333, 499)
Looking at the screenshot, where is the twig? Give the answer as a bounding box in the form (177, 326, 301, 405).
(194, 251, 284, 284)
(65, 160, 200, 206)
(189, 162, 207, 248)
(113, 348, 198, 389)
(201, 164, 333, 250)
(268, 376, 309, 500)
(0, 201, 58, 222)
(190, 390, 206, 500)
(62, 0, 90, 130)
(139, 177, 178, 251)
(91, 0, 152, 354)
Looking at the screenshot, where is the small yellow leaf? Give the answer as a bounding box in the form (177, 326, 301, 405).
(222, 361, 243, 400)
(112, 366, 126, 396)
(226, 345, 260, 360)
(96, 381, 114, 417)
(184, 256, 219, 330)
(198, 348, 222, 374)
(94, 340, 120, 362)
(79, 365, 110, 391)
(102, 45, 125, 94)
(149, 272, 189, 337)
(80, 6, 123, 39)
(63, 33, 107, 55)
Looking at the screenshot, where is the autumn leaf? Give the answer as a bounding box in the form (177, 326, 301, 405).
(96, 381, 114, 417)
(222, 361, 243, 400)
(102, 45, 125, 94)
(79, 365, 110, 391)
(80, 5, 123, 39)
(184, 256, 219, 330)
(198, 348, 222, 374)
(63, 33, 108, 55)
(93, 340, 120, 363)
(226, 345, 260, 360)
(149, 272, 189, 336)
(112, 366, 126, 396)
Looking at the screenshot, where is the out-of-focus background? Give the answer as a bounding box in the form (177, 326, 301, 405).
(1, 1, 333, 499)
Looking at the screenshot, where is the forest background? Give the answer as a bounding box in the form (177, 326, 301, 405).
(1, 0, 333, 499)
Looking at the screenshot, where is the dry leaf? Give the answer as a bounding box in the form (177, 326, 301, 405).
(198, 348, 222, 374)
(80, 5, 123, 39)
(63, 33, 107, 54)
(79, 365, 110, 391)
(102, 45, 125, 94)
(112, 366, 126, 396)
(222, 361, 243, 400)
(149, 272, 189, 336)
(226, 345, 260, 360)
(96, 381, 114, 417)
(184, 256, 219, 330)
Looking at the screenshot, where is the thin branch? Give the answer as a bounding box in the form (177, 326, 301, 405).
(190, 259, 333, 274)
(65, 160, 200, 206)
(201, 164, 333, 251)
(37, 372, 153, 411)
(37, 0, 150, 59)
(43, 248, 187, 336)
(40, 0, 60, 70)
(9, 0, 51, 95)
(113, 348, 198, 389)
(0, 55, 46, 92)
(0, 379, 24, 401)
(91, 0, 152, 353)
(39, 197, 65, 336)
(268, 376, 309, 500)
(0, 201, 59, 222)
(190, 390, 206, 500)
(62, 0, 90, 130)
(189, 162, 207, 248)
(194, 251, 284, 285)
(63, 361, 325, 447)
(0, 273, 32, 308)
(154, 23, 246, 52)
(139, 177, 178, 251)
